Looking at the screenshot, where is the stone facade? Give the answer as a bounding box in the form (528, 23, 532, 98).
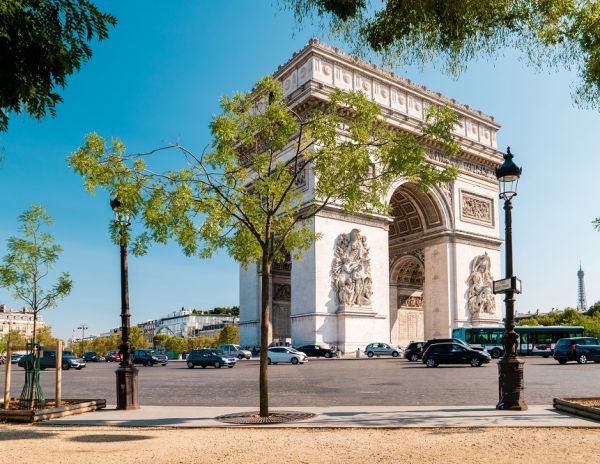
(240, 40, 504, 352)
(0, 304, 43, 338)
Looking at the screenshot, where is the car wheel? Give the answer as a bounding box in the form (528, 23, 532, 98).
(325, 352, 332, 358)
(490, 348, 502, 359)
(470, 357, 482, 367)
(367, 351, 374, 358)
(392, 351, 399, 357)
(291, 357, 299, 365)
(214, 361, 222, 368)
(62, 361, 70, 370)
(187, 361, 194, 369)
(410, 354, 419, 362)
(238, 354, 244, 360)
(425, 358, 437, 368)
(578, 354, 588, 364)
(267, 358, 272, 365)
(558, 360, 567, 365)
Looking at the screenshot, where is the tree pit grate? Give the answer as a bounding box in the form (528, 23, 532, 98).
(216, 410, 315, 425)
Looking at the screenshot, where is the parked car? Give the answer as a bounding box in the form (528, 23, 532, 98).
(105, 351, 121, 362)
(186, 349, 237, 368)
(267, 347, 308, 365)
(404, 341, 425, 362)
(295, 344, 335, 358)
(83, 351, 106, 362)
(364, 342, 402, 358)
(132, 349, 168, 366)
(422, 342, 491, 368)
(553, 337, 600, 364)
(18, 350, 86, 370)
(10, 353, 23, 364)
(218, 344, 252, 360)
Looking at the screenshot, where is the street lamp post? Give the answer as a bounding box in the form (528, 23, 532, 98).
(76, 324, 88, 356)
(495, 147, 527, 411)
(110, 198, 139, 410)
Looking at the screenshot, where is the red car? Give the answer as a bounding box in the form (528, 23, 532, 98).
(105, 351, 121, 362)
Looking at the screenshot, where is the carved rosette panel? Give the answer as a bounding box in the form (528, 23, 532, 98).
(273, 283, 291, 302)
(460, 191, 494, 226)
(466, 253, 496, 317)
(332, 229, 373, 307)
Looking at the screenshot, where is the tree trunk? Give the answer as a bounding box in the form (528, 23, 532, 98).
(259, 251, 271, 417)
(28, 312, 38, 409)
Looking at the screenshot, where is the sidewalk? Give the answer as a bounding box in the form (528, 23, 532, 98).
(42, 404, 600, 428)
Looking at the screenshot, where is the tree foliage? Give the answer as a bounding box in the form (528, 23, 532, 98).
(0, 0, 116, 131)
(217, 325, 240, 345)
(286, 0, 600, 109)
(0, 205, 73, 348)
(69, 76, 458, 416)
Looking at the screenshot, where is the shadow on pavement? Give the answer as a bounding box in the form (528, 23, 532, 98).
(0, 430, 58, 440)
(69, 434, 154, 443)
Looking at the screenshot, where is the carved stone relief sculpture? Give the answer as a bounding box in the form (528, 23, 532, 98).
(466, 253, 496, 317)
(332, 229, 373, 308)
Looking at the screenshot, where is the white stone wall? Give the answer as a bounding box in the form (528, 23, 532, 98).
(239, 262, 260, 347)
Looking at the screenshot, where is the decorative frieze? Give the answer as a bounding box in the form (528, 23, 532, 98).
(427, 148, 497, 180)
(273, 283, 291, 302)
(398, 295, 424, 308)
(460, 191, 494, 227)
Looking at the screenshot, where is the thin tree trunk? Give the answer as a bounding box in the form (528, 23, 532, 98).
(259, 250, 271, 417)
(29, 312, 38, 410)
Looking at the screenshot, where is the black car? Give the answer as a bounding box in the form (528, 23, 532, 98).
(421, 338, 479, 355)
(132, 349, 168, 366)
(186, 349, 236, 368)
(295, 344, 335, 358)
(422, 342, 491, 368)
(553, 337, 600, 364)
(83, 351, 105, 362)
(404, 341, 425, 362)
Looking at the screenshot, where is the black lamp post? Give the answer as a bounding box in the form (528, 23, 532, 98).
(77, 324, 88, 357)
(495, 147, 527, 411)
(110, 198, 139, 410)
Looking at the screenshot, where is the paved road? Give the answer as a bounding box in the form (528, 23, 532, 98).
(2, 357, 598, 406)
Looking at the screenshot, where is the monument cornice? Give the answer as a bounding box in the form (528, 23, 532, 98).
(274, 39, 504, 168)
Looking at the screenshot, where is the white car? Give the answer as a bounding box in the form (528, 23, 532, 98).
(267, 347, 308, 365)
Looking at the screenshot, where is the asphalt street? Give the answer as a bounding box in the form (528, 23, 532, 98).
(2, 356, 599, 407)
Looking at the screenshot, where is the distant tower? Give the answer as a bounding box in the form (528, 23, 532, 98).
(577, 263, 588, 311)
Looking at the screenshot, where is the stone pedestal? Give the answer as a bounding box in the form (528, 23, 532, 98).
(496, 358, 527, 411)
(115, 366, 139, 410)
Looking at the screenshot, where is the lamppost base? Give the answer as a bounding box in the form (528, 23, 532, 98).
(496, 357, 527, 411)
(115, 366, 139, 410)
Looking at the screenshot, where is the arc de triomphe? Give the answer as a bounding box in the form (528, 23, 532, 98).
(240, 39, 504, 352)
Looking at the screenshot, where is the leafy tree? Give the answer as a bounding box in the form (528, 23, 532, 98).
(286, 1, 600, 109)
(153, 333, 169, 349)
(69, 76, 458, 417)
(37, 325, 62, 348)
(217, 326, 240, 345)
(0, 206, 72, 347)
(0, 330, 28, 353)
(586, 301, 600, 317)
(0, 0, 116, 131)
(0, 205, 72, 408)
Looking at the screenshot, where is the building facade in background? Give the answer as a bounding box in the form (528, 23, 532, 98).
(240, 40, 504, 352)
(0, 304, 44, 338)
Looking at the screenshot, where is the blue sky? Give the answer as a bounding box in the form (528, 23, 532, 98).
(1, 1, 599, 340)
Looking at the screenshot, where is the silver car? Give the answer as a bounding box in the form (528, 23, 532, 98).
(365, 342, 402, 358)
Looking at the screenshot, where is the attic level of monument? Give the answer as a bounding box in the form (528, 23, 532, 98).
(239, 41, 504, 351)
(274, 39, 502, 166)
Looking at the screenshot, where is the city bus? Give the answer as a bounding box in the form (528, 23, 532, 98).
(451, 326, 584, 358)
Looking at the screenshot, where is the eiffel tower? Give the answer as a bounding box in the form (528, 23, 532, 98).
(577, 263, 588, 311)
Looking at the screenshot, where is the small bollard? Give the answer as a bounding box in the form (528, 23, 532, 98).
(4, 341, 12, 408)
(356, 348, 361, 358)
(55, 340, 63, 407)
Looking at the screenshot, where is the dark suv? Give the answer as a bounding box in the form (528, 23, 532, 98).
(421, 338, 475, 355)
(132, 349, 168, 366)
(553, 337, 600, 364)
(404, 341, 425, 362)
(422, 342, 491, 368)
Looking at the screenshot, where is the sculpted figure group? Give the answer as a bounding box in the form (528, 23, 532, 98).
(332, 229, 373, 307)
(467, 253, 496, 317)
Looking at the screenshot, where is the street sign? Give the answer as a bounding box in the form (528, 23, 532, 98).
(493, 276, 522, 294)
